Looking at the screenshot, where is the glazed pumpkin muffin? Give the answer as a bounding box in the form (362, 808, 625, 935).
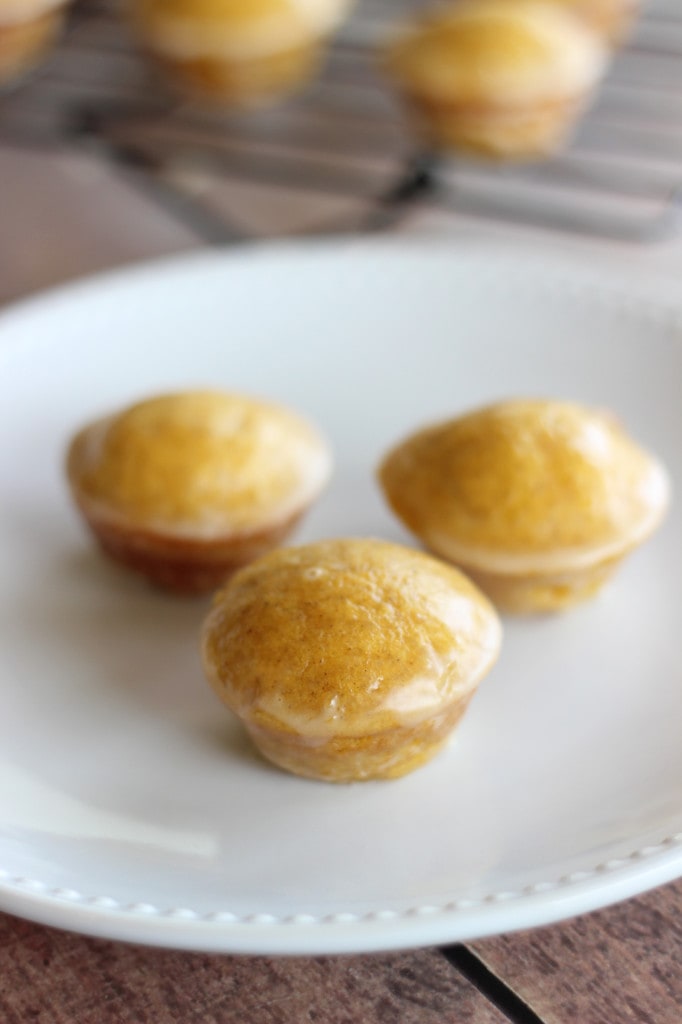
(128, 0, 353, 105)
(378, 399, 670, 614)
(381, 0, 607, 161)
(66, 390, 332, 594)
(0, 0, 69, 88)
(202, 538, 502, 782)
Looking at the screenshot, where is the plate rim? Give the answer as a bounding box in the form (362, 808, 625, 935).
(1, 829, 682, 954)
(1, 234, 680, 337)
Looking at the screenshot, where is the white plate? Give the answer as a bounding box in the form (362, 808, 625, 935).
(0, 240, 680, 956)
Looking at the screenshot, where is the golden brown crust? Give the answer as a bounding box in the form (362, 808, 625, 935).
(380, 400, 669, 564)
(66, 391, 330, 534)
(66, 391, 331, 593)
(202, 538, 501, 781)
(378, 400, 670, 613)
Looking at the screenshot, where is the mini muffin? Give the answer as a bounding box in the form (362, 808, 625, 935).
(202, 538, 502, 782)
(66, 390, 332, 594)
(381, 0, 607, 161)
(128, 0, 353, 106)
(0, 0, 69, 88)
(378, 399, 670, 614)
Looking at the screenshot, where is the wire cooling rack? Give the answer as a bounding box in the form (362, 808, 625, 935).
(2, 0, 681, 242)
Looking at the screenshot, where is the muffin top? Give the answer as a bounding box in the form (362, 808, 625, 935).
(131, 0, 353, 59)
(202, 538, 501, 737)
(382, 0, 606, 105)
(379, 399, 670, 573)
(66, 390, 331, 537)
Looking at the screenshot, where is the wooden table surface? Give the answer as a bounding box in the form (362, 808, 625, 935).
(2, 4, 682, 1019)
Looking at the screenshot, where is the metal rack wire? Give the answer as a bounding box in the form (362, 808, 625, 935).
(2, 0, 681, 242)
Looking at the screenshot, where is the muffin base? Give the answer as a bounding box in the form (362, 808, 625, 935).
(462, 551, 628, 614)
(403, 94, 587, 161)
(0, 9, 63, 86)
(76, 504, 308, 594)
(244, 698, 475, 783)
(147, 40, 323, 106)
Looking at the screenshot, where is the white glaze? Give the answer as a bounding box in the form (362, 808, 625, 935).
(425, 456, 671, 576)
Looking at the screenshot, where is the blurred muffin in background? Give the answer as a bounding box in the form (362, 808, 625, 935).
(0, 0, 69, 88)
(128, 0, 353, 106)
(381, 0, 608, 162)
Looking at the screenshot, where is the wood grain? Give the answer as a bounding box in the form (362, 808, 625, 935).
(0, 913, 508, 1024)
(0, 144, 199, 308)
(472, 881, 682, 1024)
